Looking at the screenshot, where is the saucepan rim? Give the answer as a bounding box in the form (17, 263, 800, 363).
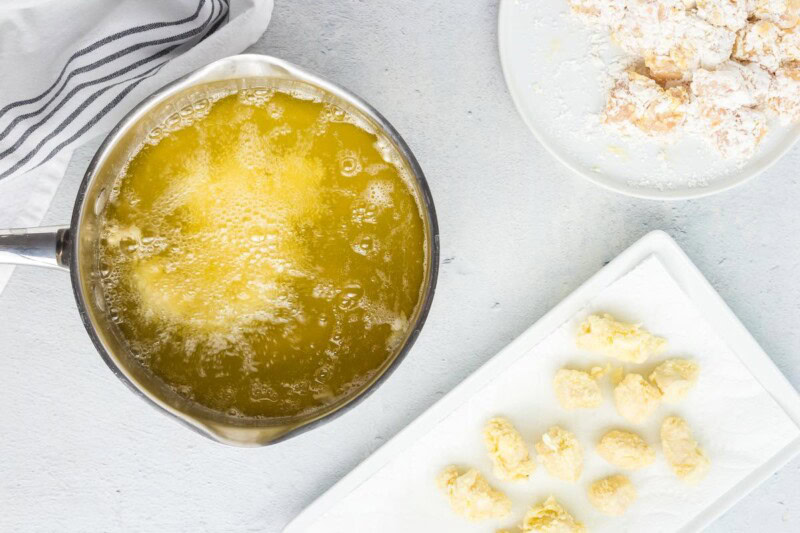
(67, 54, 440, 446)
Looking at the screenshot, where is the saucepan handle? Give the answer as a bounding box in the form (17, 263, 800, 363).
(0, 226, 71, 270)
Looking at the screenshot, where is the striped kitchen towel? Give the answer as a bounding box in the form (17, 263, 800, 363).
(0, 0, 273, 294)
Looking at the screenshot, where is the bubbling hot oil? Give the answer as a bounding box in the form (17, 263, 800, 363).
(99, 89, 426, 418)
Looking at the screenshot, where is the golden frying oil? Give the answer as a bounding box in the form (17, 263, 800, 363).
(99, 89, 426, 418)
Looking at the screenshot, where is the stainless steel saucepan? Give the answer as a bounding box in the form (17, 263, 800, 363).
(0, 55, 439, 446)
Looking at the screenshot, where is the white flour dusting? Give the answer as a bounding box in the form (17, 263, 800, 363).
(567, 0, 800, 166)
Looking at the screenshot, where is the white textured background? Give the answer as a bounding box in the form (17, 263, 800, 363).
(2, 1, 799, 532)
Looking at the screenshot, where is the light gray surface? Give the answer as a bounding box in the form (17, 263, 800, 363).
(1, 1, 799, 531)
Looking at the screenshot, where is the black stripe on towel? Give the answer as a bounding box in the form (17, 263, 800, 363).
(0, 0, 230, 180)
(0, 46, 179, 166)
(17, 63, 171, 179)
(0, 0, 220, 143)
(203, 0, 230, 42)
(0, 0, 208, 121)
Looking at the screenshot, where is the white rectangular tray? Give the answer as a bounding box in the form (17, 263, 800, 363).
(285, 230, 800, 532)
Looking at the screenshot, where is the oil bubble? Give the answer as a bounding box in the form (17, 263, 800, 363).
(336, 284, 363, 311)
(338, 149, 362, 177)
(352, 235, 376, 256)
(314, 364, 332, 383)
(250, 380, 279, 402)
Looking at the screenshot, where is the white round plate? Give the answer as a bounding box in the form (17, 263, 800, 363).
(498, 0, 800, 200)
